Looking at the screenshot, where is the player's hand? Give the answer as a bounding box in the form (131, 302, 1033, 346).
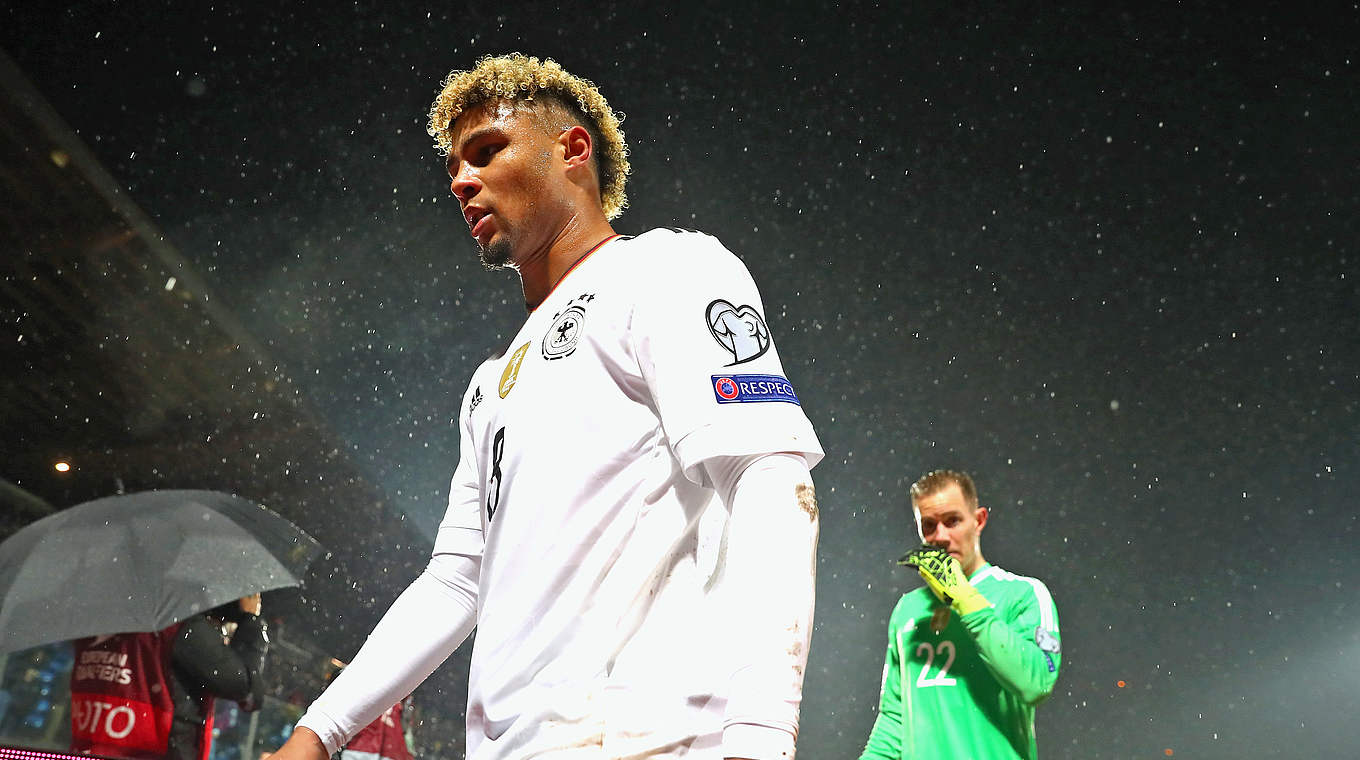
(897, 544, 990, 615)
(264, 726, 329, 760)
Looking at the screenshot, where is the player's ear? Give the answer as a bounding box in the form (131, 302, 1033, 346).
(559, 125, 593, 169)
(974, 506, 988, 532)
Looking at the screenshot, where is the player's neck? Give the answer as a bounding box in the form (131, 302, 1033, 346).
(963, 554, 987, 577)
(518, 212, 615, 311)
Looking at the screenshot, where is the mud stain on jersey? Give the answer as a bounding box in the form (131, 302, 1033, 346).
(795, 483, 818, 521)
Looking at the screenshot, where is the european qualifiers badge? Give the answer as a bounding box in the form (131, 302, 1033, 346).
(542, 293, 594, 361)
(1035, 627, 1061, 672)
(711, 374, 802, 405)
(706, 299, 771, 365)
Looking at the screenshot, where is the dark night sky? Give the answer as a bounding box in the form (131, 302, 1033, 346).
(3, 1, 1358, 757)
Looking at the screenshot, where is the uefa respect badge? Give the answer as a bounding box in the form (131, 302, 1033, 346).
(711, 374, 801, 405)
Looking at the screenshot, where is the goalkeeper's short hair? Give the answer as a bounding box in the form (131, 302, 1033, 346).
(910, 469, 979, 510)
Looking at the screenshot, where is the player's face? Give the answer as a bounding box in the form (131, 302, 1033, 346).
(914, 483, 988, 576)
(445, 100, 568, 269)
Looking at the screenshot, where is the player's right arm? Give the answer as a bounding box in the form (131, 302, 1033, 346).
(859, 608, 904, 760)
(292, 552, 479, 754)
(277, 394, 485, 759)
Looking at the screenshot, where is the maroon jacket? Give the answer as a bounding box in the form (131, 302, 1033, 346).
(341, 700, 412, 760)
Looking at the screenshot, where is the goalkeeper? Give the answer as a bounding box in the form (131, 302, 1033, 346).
(858, 470, 1061, 760)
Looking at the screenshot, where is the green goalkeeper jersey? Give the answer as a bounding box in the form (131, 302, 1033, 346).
(859, 563, 1061, 760)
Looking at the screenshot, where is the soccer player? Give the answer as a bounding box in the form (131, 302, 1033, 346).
(268, 54, 823, 760)
(859, 470, 1060, 760)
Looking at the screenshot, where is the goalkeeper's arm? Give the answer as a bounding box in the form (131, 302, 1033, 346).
(959, 592, 1060, 705)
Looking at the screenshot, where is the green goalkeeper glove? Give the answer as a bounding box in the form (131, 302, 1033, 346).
(897, 544, 991, 615)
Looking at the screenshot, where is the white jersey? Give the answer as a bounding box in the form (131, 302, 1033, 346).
(436, 228, 823, 759)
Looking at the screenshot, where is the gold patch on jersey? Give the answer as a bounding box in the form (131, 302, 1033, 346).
(930, 605, 951, 634)
(499, 342, 531, 398)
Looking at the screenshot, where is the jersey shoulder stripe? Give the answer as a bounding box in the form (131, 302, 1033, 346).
(618, 228, 747, 283)
(628, 226, 727, 252)
(973, 565, 1058, 631)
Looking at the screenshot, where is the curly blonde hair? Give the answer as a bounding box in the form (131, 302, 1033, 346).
(427, 53, 631, 220)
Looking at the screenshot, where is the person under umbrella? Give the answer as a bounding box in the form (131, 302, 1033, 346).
(0, 490, 320, 656)
(69, 593, 270, 760)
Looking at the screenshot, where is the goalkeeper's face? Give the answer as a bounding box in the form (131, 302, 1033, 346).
(913, 483, 989, 576)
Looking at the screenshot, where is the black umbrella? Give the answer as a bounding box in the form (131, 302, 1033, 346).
(0, 489, 323, 654)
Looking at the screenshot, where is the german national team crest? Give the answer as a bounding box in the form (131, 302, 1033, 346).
(706, 299, 770, 365)
(542, 293, 594, 360)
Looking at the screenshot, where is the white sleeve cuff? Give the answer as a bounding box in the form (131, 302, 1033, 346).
(296, 554, 478, 754)
(722, 722, 798, 760)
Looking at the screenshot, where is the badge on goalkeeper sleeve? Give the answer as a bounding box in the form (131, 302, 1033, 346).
(896, 543, 991, 615)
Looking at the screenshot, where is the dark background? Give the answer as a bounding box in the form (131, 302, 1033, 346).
(2, 1, 1357, 757)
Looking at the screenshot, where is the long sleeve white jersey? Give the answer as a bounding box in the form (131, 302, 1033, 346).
(306, 228, 823, 759)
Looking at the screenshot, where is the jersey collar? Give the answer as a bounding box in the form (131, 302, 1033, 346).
(530, 234, 621, 313)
